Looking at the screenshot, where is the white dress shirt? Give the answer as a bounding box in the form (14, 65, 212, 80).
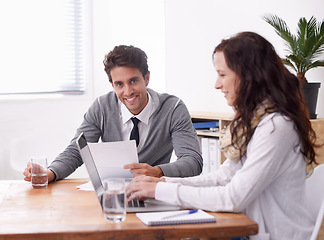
(119, 92, 156, 152)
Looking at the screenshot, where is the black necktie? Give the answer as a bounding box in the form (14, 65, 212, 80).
(130, 117, 140, 147)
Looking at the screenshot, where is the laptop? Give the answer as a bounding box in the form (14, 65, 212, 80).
(76, 132, 180, 213)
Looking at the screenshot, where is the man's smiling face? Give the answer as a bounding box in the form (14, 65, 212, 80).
(110, 66, 150, 115)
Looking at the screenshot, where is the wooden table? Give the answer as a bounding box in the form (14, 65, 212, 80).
(0, 179, 258, 240)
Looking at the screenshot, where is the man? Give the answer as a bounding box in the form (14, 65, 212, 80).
(24, 45, 202, 182)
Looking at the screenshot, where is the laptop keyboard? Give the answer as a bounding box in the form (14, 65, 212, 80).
(128, 198, 145, 208)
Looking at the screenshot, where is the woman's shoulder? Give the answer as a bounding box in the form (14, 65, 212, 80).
(248, 113, 301, 157)
(259, 112, 292, 126)
(256, 112, 296, 136)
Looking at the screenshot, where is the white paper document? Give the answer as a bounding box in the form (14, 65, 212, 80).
(76, 181, 94, 191)
(88, 140, 139, 179)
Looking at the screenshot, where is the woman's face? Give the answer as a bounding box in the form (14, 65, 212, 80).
(214, 51, 239, 106)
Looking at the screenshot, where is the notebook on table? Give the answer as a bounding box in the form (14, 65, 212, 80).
(76, 132, 180, 213)
(136, 209, 216, 226)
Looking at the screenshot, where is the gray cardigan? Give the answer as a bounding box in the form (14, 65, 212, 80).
(49, 88, 203, 180)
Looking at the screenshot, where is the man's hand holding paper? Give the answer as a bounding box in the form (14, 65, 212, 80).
(124, 163, 163, 178)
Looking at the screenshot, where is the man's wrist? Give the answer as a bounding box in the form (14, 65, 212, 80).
(48, 169, 56, 182)
(154, 166, 163, 178)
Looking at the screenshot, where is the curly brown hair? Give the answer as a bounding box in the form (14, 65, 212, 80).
(213, 32, 318, 164)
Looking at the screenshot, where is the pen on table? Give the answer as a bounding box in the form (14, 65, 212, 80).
(162, 209, 198, 219)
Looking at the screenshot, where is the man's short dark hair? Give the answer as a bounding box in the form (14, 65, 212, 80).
(103, 45, 149, 82)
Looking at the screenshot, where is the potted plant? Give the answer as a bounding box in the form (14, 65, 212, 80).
(263, 14, 324, 119)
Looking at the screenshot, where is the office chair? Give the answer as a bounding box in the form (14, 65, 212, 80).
(305, 164, 324, 240)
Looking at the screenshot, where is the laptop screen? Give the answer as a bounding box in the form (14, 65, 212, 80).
(76, 132, 180, 213)
(76, 133, 104, 204)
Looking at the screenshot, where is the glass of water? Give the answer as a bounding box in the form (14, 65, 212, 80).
(31, 156, 48, 189)
(103, 178, 126, 223)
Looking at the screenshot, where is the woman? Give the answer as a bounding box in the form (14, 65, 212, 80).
(126, 32, 318, 239)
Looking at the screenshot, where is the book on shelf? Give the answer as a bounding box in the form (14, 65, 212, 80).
(192, 121, 219, 129)
(209, 138, 220, 172)
(136, 209, 216, 226)
(201, 137, 210, 174)
(199, 137, 221, 174)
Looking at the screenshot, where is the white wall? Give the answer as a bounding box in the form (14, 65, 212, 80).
(165, 0, 324, 117)
(92, 0, 166, 97)
(0, 97, 91, 179)
(0, 0, 323, 180)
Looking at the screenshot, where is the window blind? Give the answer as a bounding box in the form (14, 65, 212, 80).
(0, 0, 85, 95)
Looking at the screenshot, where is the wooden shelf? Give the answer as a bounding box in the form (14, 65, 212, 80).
(191, 111, 234, 138)
(196, 130, 220, 138)
(191, 111, 235, 164)
(190, 111, 235, 121)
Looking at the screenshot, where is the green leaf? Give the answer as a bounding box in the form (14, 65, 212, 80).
(263, 14, 324, 81)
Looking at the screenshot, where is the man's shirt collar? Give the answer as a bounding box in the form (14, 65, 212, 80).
(120, 91, 153, 125)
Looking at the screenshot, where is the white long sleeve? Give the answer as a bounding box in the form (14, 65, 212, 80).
(155, 113, 314, 240)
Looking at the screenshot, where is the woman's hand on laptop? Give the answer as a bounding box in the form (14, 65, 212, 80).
(126, 175, 165, 201)
(124, 163, 163, 178)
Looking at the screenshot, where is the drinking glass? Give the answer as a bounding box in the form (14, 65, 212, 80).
(31, 156, 48, 189)
(103, 178, 126, 223)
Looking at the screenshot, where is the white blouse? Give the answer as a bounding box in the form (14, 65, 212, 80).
(155, 113, 314, 240)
